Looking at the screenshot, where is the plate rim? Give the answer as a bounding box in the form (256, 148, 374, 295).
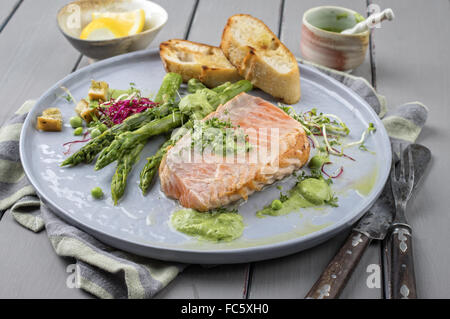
(20, 48, 392, 263)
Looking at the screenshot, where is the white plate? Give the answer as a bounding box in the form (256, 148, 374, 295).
(20, 49, 391, 264)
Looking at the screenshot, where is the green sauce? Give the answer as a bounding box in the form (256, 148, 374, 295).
(311, 10, 366, 33)
(257, 178, 334, 217)
(179, 90, 214, 119)
(171, 209, 244, 242)
(336, 12, 348, 20)
(352, 166, 378, 196)
(319, 26, 347, 33)
(257, 192, 315, 217)
(298, 178, 333, 205)
(354, 13, 365, 23)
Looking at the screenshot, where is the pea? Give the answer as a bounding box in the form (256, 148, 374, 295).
(69, 116, 83, 128)
(98, 123, 108, 133)
(91, 187, 103, 199)
(90, 128, 101, 138)
(271, 199, 283, 210)
(73, 127, 83, 136)
(308, 154, 329, 169)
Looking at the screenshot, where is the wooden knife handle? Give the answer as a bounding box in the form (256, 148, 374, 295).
(387, 225, 417, 299)
(381, 235, 392, 299)
(305, 231, 371, 299)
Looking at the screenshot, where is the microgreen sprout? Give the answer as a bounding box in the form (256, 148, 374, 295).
(60, 86, 77, 105)
(338, 122, 376, 155)
(278, 104, 376, 161)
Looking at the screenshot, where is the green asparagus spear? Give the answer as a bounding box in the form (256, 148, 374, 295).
(108, 74, 181, 203)
(154, 72, 182, 104)
(138, 122, 192, 194)
(179, 80, 253, 121)
(187, 78, 207, 93)
(61, 107, 162, 166)
(211, 81, 232, 93)
(187, 79, 233, 94)
(61, 73, 182, 167)
(139, 138, 171, 194)
(139, 80, 253, 194)
(95, 112, 187, 170)
(111, 141, 146, 205)
(208, 80, 253, 108)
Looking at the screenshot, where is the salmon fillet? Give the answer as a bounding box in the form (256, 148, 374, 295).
(159, 93, 310, 211)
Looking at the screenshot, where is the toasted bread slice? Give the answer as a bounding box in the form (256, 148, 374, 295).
(221, 14, 300, 104)
(159, 39, 242, 88)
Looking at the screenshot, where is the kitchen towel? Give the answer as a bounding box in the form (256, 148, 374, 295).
(0, 62, 428, 299)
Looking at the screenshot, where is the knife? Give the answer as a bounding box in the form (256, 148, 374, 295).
(305, 143, 431, 299)
(382, 144, 431, 299)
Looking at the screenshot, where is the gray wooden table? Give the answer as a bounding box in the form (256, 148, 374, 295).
(0, 0, 448, 299)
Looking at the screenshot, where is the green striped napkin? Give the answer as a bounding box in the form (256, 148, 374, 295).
(0, 65, 428, 299)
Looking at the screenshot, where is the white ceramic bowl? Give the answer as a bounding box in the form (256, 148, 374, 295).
(300, 6, 369, 71)
(57, 0, 168, 60)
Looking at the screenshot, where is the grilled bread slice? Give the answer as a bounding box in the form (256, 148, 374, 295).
(221, 14, 301, 104)
(159, 39, 242, 88)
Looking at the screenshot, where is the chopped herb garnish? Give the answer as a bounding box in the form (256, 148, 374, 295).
(279, 192, 289, 202)
(212, 207, 238, 214)
(191, 117, 252, 156)
(325, 195, 339, 207)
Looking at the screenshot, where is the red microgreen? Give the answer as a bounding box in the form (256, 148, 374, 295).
(98, 97, 158, 126)
(321, 162, 344, 179)
(63, 131, 90, 155)
(331, 147, 356, 161)
(307, 136, 315, 148)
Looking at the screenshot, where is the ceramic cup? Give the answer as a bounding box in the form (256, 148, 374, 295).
(300, 6, 369, 71)
(57, 0, 168, 60)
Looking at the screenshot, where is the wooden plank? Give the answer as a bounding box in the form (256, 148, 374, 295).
(0, 0, 80, 126)
(149, 0, 198, 44)
(374, 0, 450, 298)
(0, 0, 21, 32)
(249, 0, 382, 299)
(0, 212, 92, 298)
(156, 264, 248, 299)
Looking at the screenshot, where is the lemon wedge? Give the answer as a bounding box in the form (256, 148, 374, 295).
(80, 9, 145, 40)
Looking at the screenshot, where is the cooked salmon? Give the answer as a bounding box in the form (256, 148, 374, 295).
(159, 93, 310, 211)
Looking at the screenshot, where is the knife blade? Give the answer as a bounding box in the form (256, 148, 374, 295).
(305, 143, 431, 299)
(381, 143, 431, 298)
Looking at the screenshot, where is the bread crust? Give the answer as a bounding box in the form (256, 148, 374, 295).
(159, 39, 241, 88)
(220, 14, 301, 104)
